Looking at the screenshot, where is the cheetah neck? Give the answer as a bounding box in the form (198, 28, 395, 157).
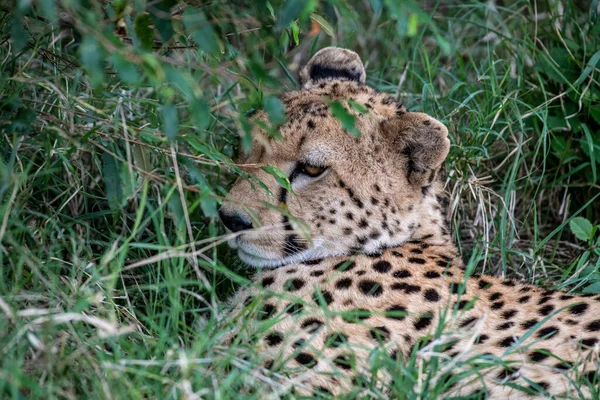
(398, 187, 454, 249)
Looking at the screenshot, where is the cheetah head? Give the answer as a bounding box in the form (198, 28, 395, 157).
(220, 47, 450, 268)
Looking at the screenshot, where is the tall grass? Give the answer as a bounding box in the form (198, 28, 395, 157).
(1, 0, 599, 398)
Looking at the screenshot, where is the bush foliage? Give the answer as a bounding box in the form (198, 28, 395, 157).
(1, 0, 599, 398)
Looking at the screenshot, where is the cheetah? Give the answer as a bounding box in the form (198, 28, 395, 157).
(218, 47, 600, 398)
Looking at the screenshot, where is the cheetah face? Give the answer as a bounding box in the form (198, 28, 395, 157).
(220, 47, 450, 268)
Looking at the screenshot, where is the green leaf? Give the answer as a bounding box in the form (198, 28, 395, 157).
(290, 21, 300, 45)
(6, 107, 36, 134)
(310, 13, 335, 37)
(590, 105, 600, 125)
(276, 0, 304, 29)
(191, 97, 211, 132)
(407, 13, 419, 36)
(581, 123, 597, 183)
(132, 144, 151, 173)
(11, 12, 29, 53)
(262, 166, 293, 194)
(570, 217, 594, 242)
(39, 0, 57, 22)
(583, 280, 600, 294)
(330, 101, 360, 138)
(199, 189, 218, 219)
(348, 99, 368, 114)
(148, 0, 175, 43)
(134, 13, 154, 50)
(102, 153, 123, 211)
(183, 8, 220, 56)
(111, 53, 140, 84)
(263, 96, 286, 127)
(161, 104, 178, 141)
(79, 37, 105, 90)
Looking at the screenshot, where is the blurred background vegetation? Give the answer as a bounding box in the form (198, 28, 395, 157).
(1, 0, 599, 398)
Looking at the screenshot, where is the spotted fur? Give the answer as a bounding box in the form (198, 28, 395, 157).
(219, 48, 599, 398)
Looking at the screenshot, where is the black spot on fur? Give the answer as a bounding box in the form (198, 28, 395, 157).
(459, 317, 478, 328)
(408, 257, 426, 264)
(497, 322, 514, 330)
(521, 319, 538, 330)
(477, 334, 489, 344)
(359, 280, 383, 297)
(449, 282, 466, 295)
(325, 332, 348, 348)
(489, 292, 503, 301)
(554, 361, 573, 370)
(301, 318, 324, 333)
(424, 288, 440, 302)
(313, 386, 331, 396)
(265, 332, 283, 346)
(538, 296, 552, 305)
(497, 336, 518, 348)
(491, 301, 504, 310)
(414, 314, 433, 330)
(496, 366, 519, 380)
(393, 269, 411, 278)
(313, 290, 333, 306)
(424, 270, 440, 279)
(518, 295, 531, 303)
(285, 278, 305, 291)
(456, 300, 473, 310)
(369, 326, 391, 342)
(262, 277, 274, 287)
(581, 338, 598, 347)
(529, 349, 549, 361)
(391, 282, 420, 294)
(285, 303, 303, 314)
(373, 260, 392, 273)
(295, 352, 317, 367)
(333, 354, 353, 370)
(336, 278, 352, 289)
(257, 304, 277, 320)
(586, 320, 600, 331)
(478, 279, 492, 289)
(569, 303, 589, 315)
(307, 119, 316, 129)
(334, 260, 355, 272)
(502, 309, 518, 319)
(386, 305, 407, 320)
(536, 326, 559, 339)
(304, 258, 323, 265)
(538, 304, 555, 316)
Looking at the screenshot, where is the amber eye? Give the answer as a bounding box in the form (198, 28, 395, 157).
(298, 163, 327, 178)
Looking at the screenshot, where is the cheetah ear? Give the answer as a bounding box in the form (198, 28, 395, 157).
(383, 112, 450, 187)
(299, 47, 366, 87)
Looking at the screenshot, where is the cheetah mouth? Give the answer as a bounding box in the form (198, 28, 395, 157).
(232, 237, 332, 268)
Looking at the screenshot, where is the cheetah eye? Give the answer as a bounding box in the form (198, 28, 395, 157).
(297, 163, 327, 178)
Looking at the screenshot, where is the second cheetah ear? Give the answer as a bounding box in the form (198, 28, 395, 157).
(299, 47, 366, 87)
(383, 112, 450, 187)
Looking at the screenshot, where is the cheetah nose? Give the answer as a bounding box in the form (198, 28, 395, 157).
(219, 207, 253, 233)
